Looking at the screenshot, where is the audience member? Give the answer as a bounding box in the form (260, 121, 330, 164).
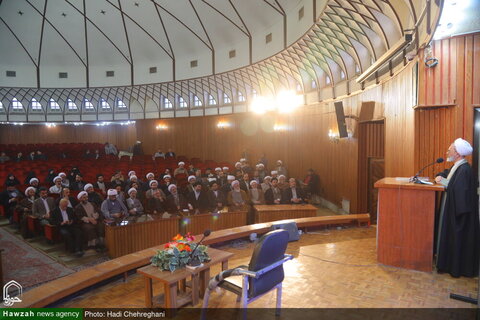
(282, 178, 306, 204)
(49, 176, 63, 194)
(51, 198, 84, 257)
(160, 175, 173, 196)
(126, 188, 144, 217)
(4, 173, 20, 187)
(110, 171, 125, 188)
(15, 152, 23, 162)
(264, 178, 282, 205)
(59, 172, 70, 188)
(143, 172, 155, 191)
(35, 150, 47, 160)
(68, 167, 81, 185)
(187, 181, 209, 214)
(114, 184, 126, 204)
(207, 181, 226, 212)
(174, 162, 188, 176)
(45, 169, 56, 184)
(303, 169, 320, 198)
(71, 174, 86, 191)
(148, 189, 167, 216)
(261, 176, 272, 193)
(249, 180, 265, 205)
(75, 192, 105, 252)
(94, 149, 101, 160)
(165, 148, 176, 158)
(32, 187, 56, 226)
(153, 149, 165, 160)
(0, 181, 21, 221)
(100, 189, 128, 223)
(258, 153, 268, 170)
(278, 175, 288, 190)
(239, 173, 250, 192)
(104, 142, 118, 156)
(221, 175, 235, 196)
(85, 184, 103, 207)
(93, 174, 107, 195)
(275, 160, 288, 177)
(57, 187, 78, 208)
(165, 184, 188, 214)
(227, 180, 249, 211)
(132, 141, 144, 155)
(28, 152, 35, 161)
(0, 152, 10, 163)
(146, 180, 165, 200)
(17, 187, 37, 238)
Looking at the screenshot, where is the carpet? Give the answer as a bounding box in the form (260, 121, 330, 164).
(0, 227, 74, 290)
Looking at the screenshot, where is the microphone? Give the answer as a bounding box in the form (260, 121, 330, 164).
(412, 157, 444, 183)
(188, 229, 211, 267)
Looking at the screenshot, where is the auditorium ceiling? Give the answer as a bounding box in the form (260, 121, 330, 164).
(0, 0, 475, 122)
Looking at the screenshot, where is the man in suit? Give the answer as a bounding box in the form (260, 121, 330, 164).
(239, 173, 251, 193)
(165, 184, 188, 214)
(187, 182, 209, 214)
(51, 198, 84, 257)
(281, 178, 306, 204)
(264, 178, 282, 205)
(70, 174, 86, 191)
(207, 181, 226, 212)
(32, 187, 56, 226)
(93, 174, 108, 196)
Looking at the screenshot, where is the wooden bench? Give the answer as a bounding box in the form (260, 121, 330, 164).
(14, 213, 369, 308)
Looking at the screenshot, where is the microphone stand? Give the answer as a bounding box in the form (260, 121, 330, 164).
(188, 230, 211, 267)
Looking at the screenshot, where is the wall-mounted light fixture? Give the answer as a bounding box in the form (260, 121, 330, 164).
(328, 129, 340, 143)
(156, 124, 168, 130)
(217, 121, 231, 129)
(45, 123, 56, 128)
(273, 124, 287, 132)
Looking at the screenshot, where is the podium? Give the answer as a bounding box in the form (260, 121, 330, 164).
(374, 178, 444, 272)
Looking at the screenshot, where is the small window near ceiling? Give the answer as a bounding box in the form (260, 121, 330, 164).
(84, 99, 94, 110)
(296, 84, 302, 92)
(194, 95, 202, 107)
(223, 93, 231, 104)
(12, 98, 23, 110)
(100, 99, 110, 110)
(31, 98, 42, 111)
(208, 95, 216, 106)
(164, 97, 172, 109)
(311, 80, 317, 89)
(67, 99, 77, 111)
(0, 101, 3, 110)
(49, 99, 60, 110)
(355, 64, 361, 74)
(340, 71, 345, 79)
(179, 96, 187, 108)
(117, 99, 127, 109)
(326, 76, 331, 85)
(238, 91, 245, 102)
(252, 89, 257, 98)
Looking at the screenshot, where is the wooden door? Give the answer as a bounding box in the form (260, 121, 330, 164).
(368, 158, 384, 223)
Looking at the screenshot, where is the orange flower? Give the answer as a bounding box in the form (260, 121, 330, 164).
(177, 243, 185, 251)
(164, 243, 170, 248)
(185, 245, 192, 252)
(172, 234, 183, 241)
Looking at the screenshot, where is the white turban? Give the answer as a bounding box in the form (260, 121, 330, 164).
(188, 175, 196, 182)
(208, 178, 217, 182)
(128, 171, 136, 177)
(53, 176, 62, 183)
(454, 138, 473, 156)
(168, 184, 177, 192)
(278, 175, 286, 179)
(149, 180, 158, 187)
(271, 171, 278, 175)
(25, 186, 36, 197)
(107, 189, 117, 196)
(136, 140, 141, 144)
(250, 180, 257, 186)
(227, 175, 235, 180)
(277, 160, 283, 164)
(127, 188, 137, 195)
(215, 167, 222, 171)
(231, 180, 240, 187)
(77, 191, 88, 200)
(146, 172, 154, 179)
(235, 162, 241, 166)
(163, 175, 171, 179)
(178, 161, 185, 166)
(130, 175, 137, 180)
(84, 183, 93, 191)
(58, 172, 66, 177)
(29, 178, 39, 184)
(223, 167, 229, 170)
(240, 158, 246, 162)
(264, 176, 272, 181)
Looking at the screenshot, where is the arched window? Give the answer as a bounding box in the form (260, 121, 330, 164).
(208, 94, 217, 106)
(117, 99, 127, 109)
(99, 99, 110, 110)
(12, 98, 23, 110)
(252, 89, 257, 98)
(163, 97, 172, 109)
(193, 95, 202, 107)
(0, 101, 3, 110)
(311, 80, 317, 89)
(326, 76, 331, 85)
(66, 99, 78, 111)
(340, 71, 345, 79)
(238, 91, 245, 102)
(49, 98, 60, 110)
(355, 64, 361, 74)
(84, 99, 94, 110)
(223, 93, 231, 104)
(31, 98, 42, 111)
(179, 96, 187, 108)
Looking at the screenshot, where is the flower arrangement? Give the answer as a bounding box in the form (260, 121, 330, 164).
(151, 233, 210, 272)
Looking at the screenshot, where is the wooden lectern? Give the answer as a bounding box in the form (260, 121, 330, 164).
(374, 178, 444, 272)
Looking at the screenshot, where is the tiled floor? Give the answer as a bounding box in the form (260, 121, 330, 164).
(57, 225, 478, 309)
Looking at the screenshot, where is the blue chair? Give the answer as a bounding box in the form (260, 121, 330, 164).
(202, 230, 293, 317)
